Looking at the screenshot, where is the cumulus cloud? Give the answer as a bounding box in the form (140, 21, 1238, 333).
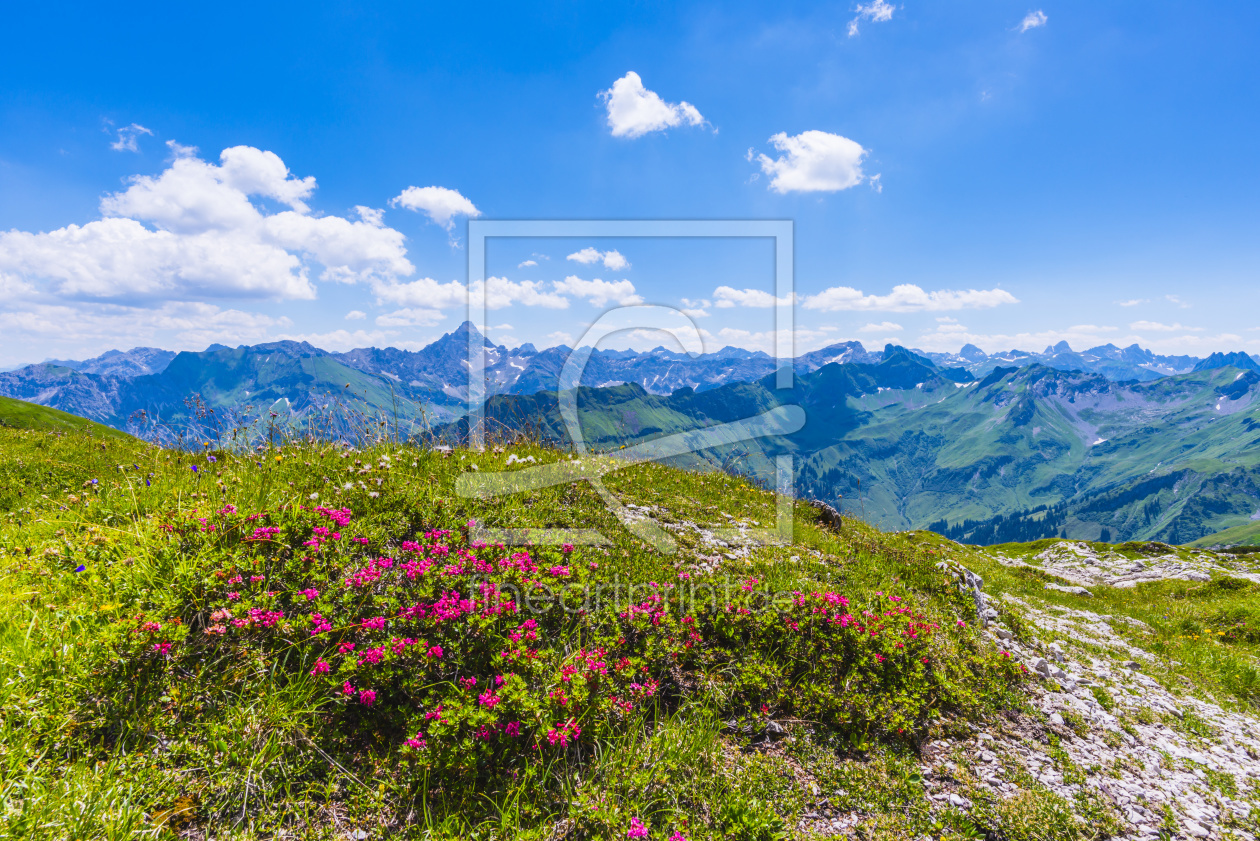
(374, 308, 446, 328)
(859, 321, 903, 333)
(1018, 10, 1048, 32)
(273, 328, 394, 352)
(599, 71, 706, 139)
(553, 276, 643, 307)
(373, 272, 644, 312)
(706, 326, 839, 356)
(0, 300, 290, 363)
(1130, 321, 1203, 332)
(371, 276, 469, 310)
(0, 146, 412, 305)
(751, 130, 868, 193)
(680, 297, 711, 318)
(1115, 298, 1148, 307)
(848, 0, 896, 37)
(713, 286, 796, 308)
(109, 123, 153, 152)
(802, 283, 1019, 312)
(479, 277, 570, 310)
(390, 186, 481, 232)
(567, 247, 630, 271)
(1165, 294, 1191, 309)
(345, 310, 366, 320)
(518, 259, 538, 268)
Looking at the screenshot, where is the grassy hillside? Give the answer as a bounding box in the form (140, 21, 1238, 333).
(0, 394, 132, 438)
(1189, 521, 1260, 549)
(1, 426, 1258, 839)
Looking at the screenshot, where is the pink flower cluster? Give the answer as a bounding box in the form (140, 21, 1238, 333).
(546, 719, 581, 747)
(314, 506, 353, 527)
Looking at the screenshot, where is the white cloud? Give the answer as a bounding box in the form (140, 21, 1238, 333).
(0, 217, 317, 302)
(848, 0, 896, 37)
(1165, 294, 1191, 309)
(679, 297, 711, 319)
(1018, 10, 1048, 32)
(166, 139, 198, 158)
(390, 186, 481, 232)
(868, 173, 883, 193)
(1115, 298, 1148, 307)
(0, 146, 416, 308)
(859, 321, 903, 333)
(373, 273, 644, 312)
(479, 277, 569, 310)
(802, 283, 1018, 312)
(372, 276, 468, 310)
(345, 310, 366, 320)
(567, 247, 630, 271)
(1130, 321, 1203, 332)
(518, 259, 538, 268)
(110, 123, 153, 152)
(274, 328, 393, 352)
(599, 71, 706, 139)
(553, 276, 643, 307)
(0, 300, 289, 365)
(707, 326, 839, 356)
(548, 331, 575, 346)
(713, 286, 797, 308)
(375, 308, 445, 328)
(751, 130, 868, 193)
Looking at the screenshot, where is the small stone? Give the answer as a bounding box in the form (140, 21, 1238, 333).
(1049, 713, 1064, 726)
(948, 793, 969, 807)
(1183, 820, 1210, 838)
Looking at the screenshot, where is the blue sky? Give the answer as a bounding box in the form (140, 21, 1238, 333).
(1, 0, 1257, 366)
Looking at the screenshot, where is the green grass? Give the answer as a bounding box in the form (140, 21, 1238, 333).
(962, 539, 1260, 707)
(1188, 521, 1260, 549)
(0, 424, 1032, 840)
(0, 395, 133, 438)
(0, 421, 1253, 839)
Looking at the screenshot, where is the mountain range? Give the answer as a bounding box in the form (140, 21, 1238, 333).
(438, 343, 1260, 547)
(3, 323, 1259, 545)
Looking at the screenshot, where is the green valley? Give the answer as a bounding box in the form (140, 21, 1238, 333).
(453, 351, 1260, 545)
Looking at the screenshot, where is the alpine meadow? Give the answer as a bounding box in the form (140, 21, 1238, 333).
(2, 2, 1260, 840)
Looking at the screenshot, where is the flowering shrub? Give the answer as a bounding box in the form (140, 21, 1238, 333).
(92, 498, 1021, 798)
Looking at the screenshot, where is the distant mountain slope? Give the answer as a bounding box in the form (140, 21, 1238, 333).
(46, 347, 177, 378)
(923, 341, 1201, 382)
(439, 356, 1260, 545)
(0, 343, 463, 442)
(1194, 351, 1260, 374)
(0, 395, 132, 438)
